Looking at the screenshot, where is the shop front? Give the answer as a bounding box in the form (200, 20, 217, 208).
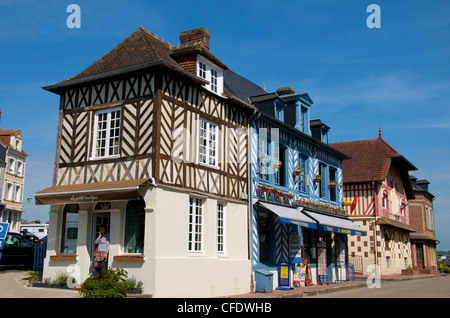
(253, 201, 365, 289)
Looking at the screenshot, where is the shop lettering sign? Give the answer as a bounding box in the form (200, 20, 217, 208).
(70, 194, 99, 202)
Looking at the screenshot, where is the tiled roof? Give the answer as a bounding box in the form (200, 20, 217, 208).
(330, 136, 416, 183)
(68, 27, 178, 82)
(0, 129, 21, 135)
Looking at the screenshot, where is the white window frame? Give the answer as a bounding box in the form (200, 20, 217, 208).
(199, 61, 207, 80)
(217, 203, 226, 254)
(188, 197, 204, 253)
(196, 56, 224, 95)
(210, 68, 218, 93)
(91, 107, 121, 159)
(198, 118, 219, 168)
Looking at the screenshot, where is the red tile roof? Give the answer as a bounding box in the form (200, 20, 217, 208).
(330, 136, 416, 183)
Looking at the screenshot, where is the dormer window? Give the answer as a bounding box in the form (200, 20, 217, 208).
(199, 61, 207, 80)
(275, 102, 284, 122)
(210, 69, 218, 93)
(197, 56, 223, 95)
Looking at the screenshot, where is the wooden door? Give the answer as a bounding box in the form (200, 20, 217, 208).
(416, 243, 424, 269)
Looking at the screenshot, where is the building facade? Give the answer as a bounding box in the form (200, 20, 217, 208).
(331, 132, 417, 275)
(224, 81, 365, 288)
(408, 176, 438, 272)
(36, 27, 255, 297)
(0, 126, 27, 233)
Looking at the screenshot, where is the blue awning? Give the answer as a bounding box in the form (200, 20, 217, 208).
(302, 210, 366, 236)
(258, 202, 317, 229)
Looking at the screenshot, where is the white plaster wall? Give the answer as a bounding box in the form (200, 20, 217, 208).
(42, 186, 251, 297)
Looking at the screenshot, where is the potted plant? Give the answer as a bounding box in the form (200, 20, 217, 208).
(27, 270, 39, 287)
(329, 180, 336, 188)
(294, 166, 303, 176)
(314, 175, 322, 183)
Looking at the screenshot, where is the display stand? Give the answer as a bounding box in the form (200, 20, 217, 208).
(276, 261, 291, 290)
(305, 263, 314, 286)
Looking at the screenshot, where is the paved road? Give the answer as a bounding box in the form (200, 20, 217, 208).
(0, 267, 81, 298)
(309, 275, 450, 298)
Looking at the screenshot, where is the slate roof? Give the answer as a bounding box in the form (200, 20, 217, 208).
(330, 135, 417, 184)
(223, 69, 267, 104)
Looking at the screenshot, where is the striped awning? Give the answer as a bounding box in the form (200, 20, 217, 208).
(257, 202, 317, 229)
(302, 210, 366, 236)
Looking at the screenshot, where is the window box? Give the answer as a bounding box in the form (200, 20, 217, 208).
(50, 254, 77, 261)
(113, 255, 145, 262)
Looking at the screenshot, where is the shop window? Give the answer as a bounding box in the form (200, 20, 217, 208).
(124, 198, 146, 254)
(61, 204, 79, 254)
(302, 228, 317, 263)
(259, 212, 271, 263)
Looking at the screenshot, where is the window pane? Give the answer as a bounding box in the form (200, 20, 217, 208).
(94, 109, 121, 158)
(217, 203, 225, 253)
(61, 204, 79, 254)
(124, 198, 146, 253)
(199, 119, 218, 166)
(188, 198, 203, 252)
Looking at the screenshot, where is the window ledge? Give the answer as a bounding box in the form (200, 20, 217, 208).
(113, 254, 145, 261)
(50, 254, 77, 261)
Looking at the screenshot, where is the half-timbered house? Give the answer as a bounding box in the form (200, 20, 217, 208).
(223, 77, 365, 287)
(331, 131, 418, 275)
(35, 27, 255, 297)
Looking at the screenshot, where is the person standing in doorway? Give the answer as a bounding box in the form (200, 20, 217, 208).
(94, 224, 110, 273)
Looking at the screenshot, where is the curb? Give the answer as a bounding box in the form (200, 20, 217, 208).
(283, 283, 367, 298)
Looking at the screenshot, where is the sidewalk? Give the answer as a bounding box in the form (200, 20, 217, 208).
(223, 272, 443, 298)
(0, 269, 81, 298)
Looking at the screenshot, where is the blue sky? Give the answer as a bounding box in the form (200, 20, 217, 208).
(1, 1, 449, 249)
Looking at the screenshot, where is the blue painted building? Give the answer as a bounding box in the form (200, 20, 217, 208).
(223, 71, 365, 288)
(247, 88, 366, 287)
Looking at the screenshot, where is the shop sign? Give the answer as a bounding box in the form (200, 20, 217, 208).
(289, 232, 302, 261)
(317, 242, 327, 276)
(276, 261, 291, 290)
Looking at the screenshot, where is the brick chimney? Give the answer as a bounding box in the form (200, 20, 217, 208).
(179, 27, 210, 50)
